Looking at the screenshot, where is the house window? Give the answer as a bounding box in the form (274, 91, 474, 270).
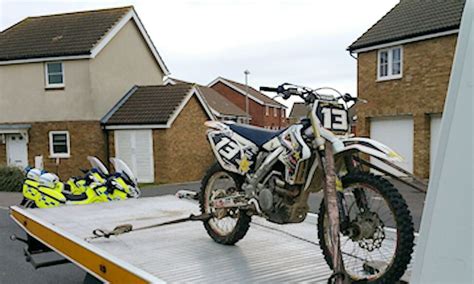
(281, 109, 285, 118)
(49, 131, 70, 158)
(377, 47, 402, 80)
(273, 107, 277, 117)
(265, 106, 269, 116)
(45, 62, 64, 88)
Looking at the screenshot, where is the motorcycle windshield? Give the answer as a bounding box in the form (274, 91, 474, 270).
(87, 156, 109, 176)
(110, 158, 138, 186)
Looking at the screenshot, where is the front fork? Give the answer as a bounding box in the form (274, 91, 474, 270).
(337, 192, 350, 233)
(338, 154, 370, 233)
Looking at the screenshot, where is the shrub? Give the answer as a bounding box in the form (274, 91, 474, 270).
(0, 166, 24, 192)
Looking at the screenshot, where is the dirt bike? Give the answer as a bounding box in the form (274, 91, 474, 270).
(200, 83, 415, 283)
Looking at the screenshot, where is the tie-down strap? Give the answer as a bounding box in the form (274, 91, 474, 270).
(86, 213, 212, 241)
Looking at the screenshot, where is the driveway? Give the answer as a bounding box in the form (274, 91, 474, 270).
(0, 179, 425, 283)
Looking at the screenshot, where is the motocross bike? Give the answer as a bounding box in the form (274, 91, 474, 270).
(22, 157, 140, 208)
(200, 83, 414, 283)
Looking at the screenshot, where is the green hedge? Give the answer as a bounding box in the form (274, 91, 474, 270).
(0, 166, 24, 192)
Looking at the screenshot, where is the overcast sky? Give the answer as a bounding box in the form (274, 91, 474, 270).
(0, 0, 398, 107)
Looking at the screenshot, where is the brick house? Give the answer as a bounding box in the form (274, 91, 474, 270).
(0, 7, 215, 184)
(0, 6, 170, 179)
(102, 84, 215, 184)
(208, 77, 287, 129)
(165, 77, 250, 123)
(348, 0, 465, 178)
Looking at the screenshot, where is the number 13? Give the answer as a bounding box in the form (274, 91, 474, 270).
(321, 108, 348, 130)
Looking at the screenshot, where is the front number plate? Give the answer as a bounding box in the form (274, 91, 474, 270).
(315, 102, 350, 133)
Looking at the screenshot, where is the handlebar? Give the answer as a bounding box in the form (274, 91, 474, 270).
(260, 83, 365, 106)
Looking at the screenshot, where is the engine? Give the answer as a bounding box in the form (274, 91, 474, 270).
(257, 171, 309, 224)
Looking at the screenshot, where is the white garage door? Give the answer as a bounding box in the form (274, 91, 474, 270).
(370, 117, 413, 175)
(430, 115, 442, 172)
(115, 130, 154, 183)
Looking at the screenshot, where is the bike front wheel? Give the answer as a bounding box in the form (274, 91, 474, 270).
(317, 172, 415, 283)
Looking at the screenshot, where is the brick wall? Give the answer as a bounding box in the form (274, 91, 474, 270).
(263, 107, 287, 129)
(107, 131, 115, 169)
(357, 34, 457, 178)
(0, 143, 5, 165)
(153, 96, 214, 184)
(211, 82, 287, 129)
(211, 82, 265, 126)
(27, 121, 107, 179)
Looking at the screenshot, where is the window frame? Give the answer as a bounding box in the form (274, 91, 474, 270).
(377, 46, 403, 81)
(45, 62, 65, 88)
(273, 107, 277, 117)
(49, 131, 70, 158)
(265, 106, 269, 116)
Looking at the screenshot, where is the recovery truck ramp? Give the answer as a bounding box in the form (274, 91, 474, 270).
(10, 195, 409, 283)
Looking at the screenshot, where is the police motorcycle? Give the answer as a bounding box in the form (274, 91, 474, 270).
(12, 157, 141, 264)
(21, 157, 140, 208)
(201, 83, 415, 283)
(21, 156, 109, 207)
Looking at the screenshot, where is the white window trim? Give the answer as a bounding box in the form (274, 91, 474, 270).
(265, 106, 269, 116)
(49, 131, 70, 158)
(45, 62, 65, 88)
(273, 107, 277, 117)
(377, 46, 403, 81)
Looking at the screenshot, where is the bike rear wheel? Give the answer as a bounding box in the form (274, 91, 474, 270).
(317, 172, 414, 283)
(199, 163, 250, 245)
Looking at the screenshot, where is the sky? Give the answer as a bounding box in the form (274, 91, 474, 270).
(0, 0, 399, 108)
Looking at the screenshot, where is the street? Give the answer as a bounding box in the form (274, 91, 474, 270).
(0, 179, 425, 283)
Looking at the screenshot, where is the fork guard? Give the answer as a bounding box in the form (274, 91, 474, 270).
(353, 156, 427, 193)
(334, 137, 427, 192)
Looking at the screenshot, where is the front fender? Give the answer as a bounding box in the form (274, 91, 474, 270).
(335, 137, 403, 163)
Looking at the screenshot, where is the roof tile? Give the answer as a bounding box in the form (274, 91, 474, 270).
(166, 78, 248, 117)
(216, 77, 286, 108)
(289, 102, 307, 118)
(196, 85, 248, 117)
(104, 84, 193, 125)
(0, 6, 131, 61)
(349, 0, 465, 51)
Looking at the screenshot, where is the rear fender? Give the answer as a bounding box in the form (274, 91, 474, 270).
(205, 122, 259, 175)
(336, 137, 403, 163)
(204, 120, 232, 132)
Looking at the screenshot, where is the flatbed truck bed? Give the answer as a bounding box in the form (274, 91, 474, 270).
(10, 195, 414, 283)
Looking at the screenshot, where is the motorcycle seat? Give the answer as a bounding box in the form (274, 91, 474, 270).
(63, 192, 88, 201)
(229, 123, 285, 147)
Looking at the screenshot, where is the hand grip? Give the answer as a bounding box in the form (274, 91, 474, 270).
(259, 86, 279, 92)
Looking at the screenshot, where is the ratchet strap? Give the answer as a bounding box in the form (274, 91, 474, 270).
(86, 213, 212, 241)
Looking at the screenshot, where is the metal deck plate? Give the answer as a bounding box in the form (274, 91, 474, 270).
(17, 195, 414, 283)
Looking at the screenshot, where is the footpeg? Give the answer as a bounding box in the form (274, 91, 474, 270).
(176, 190, 199, 200)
